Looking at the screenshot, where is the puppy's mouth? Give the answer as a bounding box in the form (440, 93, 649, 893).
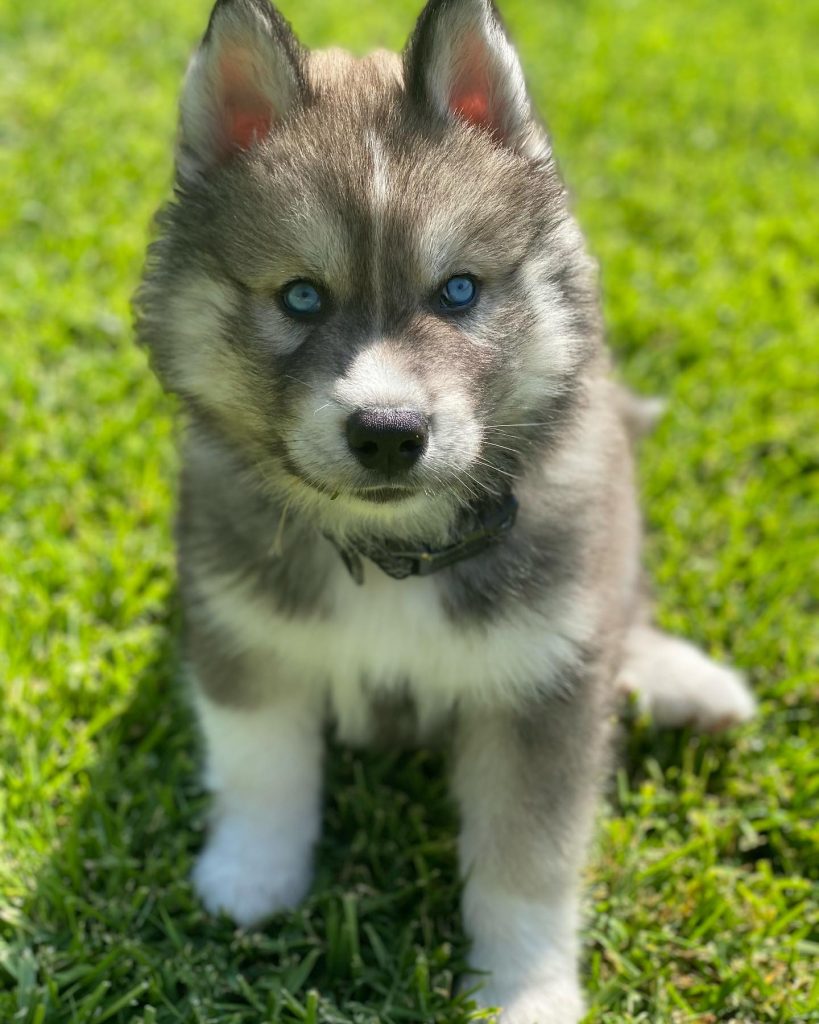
(280, 454, 422, 504)
(352, 485, 417, 504)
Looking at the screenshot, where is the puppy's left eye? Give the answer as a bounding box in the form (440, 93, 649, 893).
(281, 280, 323, 316)
(438, 275, 478, 312)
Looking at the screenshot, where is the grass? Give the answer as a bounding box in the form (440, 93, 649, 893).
(1, 0, 817, 1021)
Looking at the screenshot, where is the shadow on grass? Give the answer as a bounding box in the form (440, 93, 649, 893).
(612, 698, 810, 878)
(10, 598, 478, 1024)
(10, 609, 785, 1024)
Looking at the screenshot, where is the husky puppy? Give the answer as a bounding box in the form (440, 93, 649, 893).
(135, 0, 756, 1018)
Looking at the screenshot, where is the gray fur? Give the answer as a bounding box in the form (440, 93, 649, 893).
(134, 0, 753, 1019)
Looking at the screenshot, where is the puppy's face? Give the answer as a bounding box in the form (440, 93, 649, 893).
(136, 0, 599, 541)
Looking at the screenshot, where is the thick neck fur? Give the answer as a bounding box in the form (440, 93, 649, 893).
(177, 356, 639, 634)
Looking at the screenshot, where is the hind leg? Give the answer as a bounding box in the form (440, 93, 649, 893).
(617, 624, 756, 732)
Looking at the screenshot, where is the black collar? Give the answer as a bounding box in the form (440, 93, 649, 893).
(327, 492, 518, 584)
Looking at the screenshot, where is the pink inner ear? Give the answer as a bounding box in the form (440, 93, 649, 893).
(446, 35, 502, 138)
(218, 51, 275, 156)
(225, 104, 272, 151)
(451, 88, 492, 131)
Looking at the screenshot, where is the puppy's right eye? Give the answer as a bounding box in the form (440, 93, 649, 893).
(436, 274, 479, 313)
(281, 280, 323, 317)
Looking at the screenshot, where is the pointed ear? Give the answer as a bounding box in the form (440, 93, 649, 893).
(404, 0, 548, 160)
(177, 0, 305, 181)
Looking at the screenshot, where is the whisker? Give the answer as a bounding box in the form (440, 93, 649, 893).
(490, 429, 535, 444)
(450, 470, 482, 502)
(471, 457, 518, 481)
(482, 440, 519, 455)
(283, 373, 315, 390)
(457, 464, 503, 498)
(484, 421, 548, 429)
(448, 464, 487, 501)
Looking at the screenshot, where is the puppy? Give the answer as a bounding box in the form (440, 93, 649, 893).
(135, 0, 756, 1019)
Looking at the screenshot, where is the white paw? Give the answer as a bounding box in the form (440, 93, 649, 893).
(192, 817, 313, 927)
(472, 977, 584, 1024)
(677, 660, 756, 732)
(619, 627, 756, 732)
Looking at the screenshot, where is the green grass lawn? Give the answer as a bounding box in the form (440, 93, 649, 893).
(1, 0, 817, 1020)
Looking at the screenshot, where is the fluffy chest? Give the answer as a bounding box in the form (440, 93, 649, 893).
(206, 557, 592, 742)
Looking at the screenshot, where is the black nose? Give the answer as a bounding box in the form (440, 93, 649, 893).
(346, 409, 429, 476)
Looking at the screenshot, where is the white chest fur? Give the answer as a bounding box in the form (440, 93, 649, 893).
(198, 558, 593, 743)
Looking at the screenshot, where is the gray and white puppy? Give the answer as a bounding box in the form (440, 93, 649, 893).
(135, 0, 756, 1019)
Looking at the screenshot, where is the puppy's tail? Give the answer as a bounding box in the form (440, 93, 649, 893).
(615, 385, 667, 444)
(614, 387, 755, 732)
(616, 624, 756, 732)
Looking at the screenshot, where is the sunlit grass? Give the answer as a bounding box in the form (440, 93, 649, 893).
(1, 0, 817, 1020)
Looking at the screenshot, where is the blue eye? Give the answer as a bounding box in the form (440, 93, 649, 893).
(282, 280, 322, 316)
(439, 274, 478, 311)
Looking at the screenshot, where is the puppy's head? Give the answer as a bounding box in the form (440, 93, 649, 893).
(136, 0, 600, 542)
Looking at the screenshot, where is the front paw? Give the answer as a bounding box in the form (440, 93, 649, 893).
(192, 818, 313, 927)
(470, 977, 584, 1024)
